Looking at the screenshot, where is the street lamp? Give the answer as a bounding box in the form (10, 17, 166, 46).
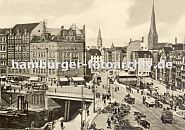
(93, 78, 96, 113)
(45, 48, 48, 84)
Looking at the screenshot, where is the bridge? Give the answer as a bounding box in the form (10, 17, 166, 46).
(46, 91, 94, 102)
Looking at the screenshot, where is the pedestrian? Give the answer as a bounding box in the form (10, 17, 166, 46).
(87, 109, 89, 116)
(104, 99, 106, 105)
(31, 121, 35, 128)
(52, 120, 55, 129)
(170, 102, 173, 110)
(111, 115, 114, 121)
(143, 96, 146, 104)
(174, 105, 177, 111)
(102, 94, 104, 101)
(60, 119, 64, 129)
(107, 118, 111, 129)
(141, 90, 143, 95)
(114, 107, 117, 114)
(118, 107, 120, 113)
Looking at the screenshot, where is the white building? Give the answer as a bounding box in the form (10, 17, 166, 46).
(88, 49, 103, 73)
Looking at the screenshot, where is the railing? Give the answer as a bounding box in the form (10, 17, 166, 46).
(46, 91, 93, 99)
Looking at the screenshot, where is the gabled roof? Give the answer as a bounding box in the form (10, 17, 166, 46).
(12, 22, 39, 34)
(89, 49, 101, 56)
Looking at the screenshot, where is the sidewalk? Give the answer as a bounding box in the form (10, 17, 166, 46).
(174, 110, 185, 118)
(116, 80, 185, 120)
(52, 97, 105, 130)
(142, 78, 185, 96)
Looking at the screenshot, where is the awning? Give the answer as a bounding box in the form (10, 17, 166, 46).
(29, 77, 39, 81)
(10, 80, 14, 83)
(60, 77, 68, 82)
(0, 76, 6, 79)
(72, 77, 84, 81)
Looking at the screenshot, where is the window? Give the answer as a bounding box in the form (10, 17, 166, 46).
(38, 30, 40, 32)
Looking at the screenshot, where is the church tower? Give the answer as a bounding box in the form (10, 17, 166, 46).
(97, 28, 102, 49)
(148, 1, 158, 50)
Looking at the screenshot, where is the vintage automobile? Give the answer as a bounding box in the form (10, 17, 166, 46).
(134, 112, 150, 129)
(154, 99, 163, 108)
(32, 82, 48, 90)
(120, 103, 131, 114)
(144, 96, 155, 107)
(124, 94, 135, 104)
(161, 109, 173, 123)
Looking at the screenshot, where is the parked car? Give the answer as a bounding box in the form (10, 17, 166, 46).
(124, 94, 135, 104)
(134, 112, 150, 129)
(161, 109, 173, 123)
(144, 96, 155, 107)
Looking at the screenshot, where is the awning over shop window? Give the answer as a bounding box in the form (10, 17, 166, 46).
(72, 77, 84, 81)
(29, 77, 39, 81)
(60, 77, 69, 82)
(0, 76, 6, 79)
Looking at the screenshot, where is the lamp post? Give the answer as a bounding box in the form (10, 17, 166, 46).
(0, 78, 2, 104)
(93, 76, 96, 113)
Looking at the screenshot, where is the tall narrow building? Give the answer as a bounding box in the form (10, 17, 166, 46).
(148, 2, 158, 50)
(97, 28, 102, 49)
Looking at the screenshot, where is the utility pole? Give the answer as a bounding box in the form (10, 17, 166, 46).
(93, 75, 96, 113)
(81, 25, 86, 130)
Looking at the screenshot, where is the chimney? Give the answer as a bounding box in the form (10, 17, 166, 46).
(42, 20, 47, 35)
(175, 37, 177, 44)
(130, 38, 132, 42)
(142, 37, 144, 42)
(61, 25, 64, 30)
(83, 24, 85, 38)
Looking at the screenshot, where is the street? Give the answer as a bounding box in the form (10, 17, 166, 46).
(93, 71, 185, 130)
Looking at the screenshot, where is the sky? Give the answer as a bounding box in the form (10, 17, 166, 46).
(1, 0, 185, 47)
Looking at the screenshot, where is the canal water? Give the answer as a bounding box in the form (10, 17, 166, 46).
(0, 107, 63, 129)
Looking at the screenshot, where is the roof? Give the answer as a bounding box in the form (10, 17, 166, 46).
(12, 22, 39, 34)
(0, 28, 10, 34)
(89, 49, 102, 56)
(153, 43, 172, 50)
(0, 76, 6, 78)
(60, 77, 69, 82)
(112, 46, 127, 53)
(72, 77, 84, 81)
(173, 43, 184, 50)
(70, 23, 84, 36)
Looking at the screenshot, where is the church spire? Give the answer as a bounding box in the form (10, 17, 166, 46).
(97, 27, 102, 49)
(148, 0, 158, 50)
